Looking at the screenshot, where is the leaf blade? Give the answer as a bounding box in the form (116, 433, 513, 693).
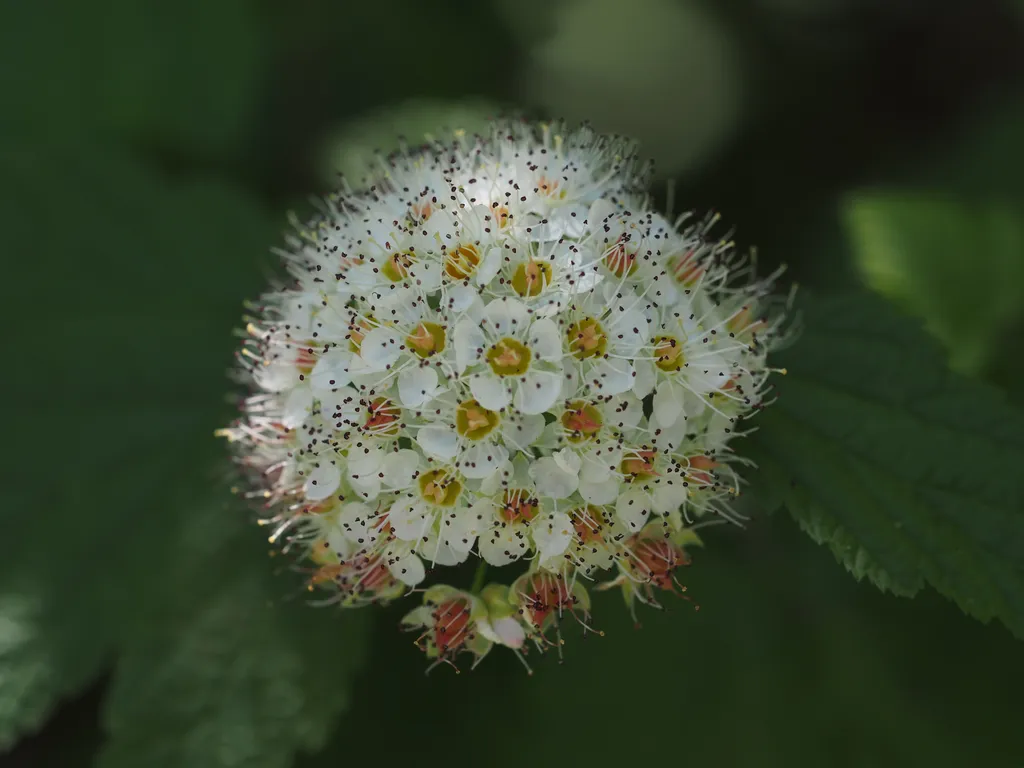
(748, 289, 1024, 636)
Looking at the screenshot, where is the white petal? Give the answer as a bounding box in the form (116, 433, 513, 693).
(398, 366, 439, 407)
(687, 356, 734, 395)
(347, 447, 384, 500)
(593, 358, 634, 395)
(347, 446, 383, 478)
(255, 359, 297, 393)
(447, 283, 478, 313)
(579, 476, 620, 505)
(529, 456, 579, 499)
(359, 327, 401, 371)
(416, 532, 471, 566)
(416, 425, 460, 460)
(609, 393, 645, 431)
(553, 447, 582, 475)
(610, 308, 650, 347)
(475, 246, 502, 285)
(338, 501, 376, 545)
(438, 507, 480, 553)
(515, 370, 561, 414)
(531, 512, 573, 559)
(528, 318, 563, 362)
(480, 461, 512, 495)
(479, 616, 526, 649)
(587, 198, 618, 234)
(389, 500, 429, 541)
(460, 442, 509, 479)
(303, 462, 340, 501)
(281, 386, 313, 428)
(323, 524, 355, 560)
(632, 360, 656, 398)
(653, 382, 683, 428)
(470, 373, 511, 411)
(483, 298, 530, 334)
(453, 318, 487, 373)
(479, 524, 528, 566)
(381, 449, 420, 489)
(616, 488, 650, 533)
(413, 259, 442, 292)
(386, 548, 425, 587)
(502, 413, 545, 453)
(344, 263, 379, 291)
(580, 448, 615, 483)
(653, 482, 688, 515)
(309, 349, 352, 393)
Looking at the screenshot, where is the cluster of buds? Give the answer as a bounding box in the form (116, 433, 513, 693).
(219, 120, 787, 672)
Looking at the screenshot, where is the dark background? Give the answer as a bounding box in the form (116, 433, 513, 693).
(2, 0, 1023, 766)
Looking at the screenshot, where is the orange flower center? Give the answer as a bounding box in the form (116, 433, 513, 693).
(406, 322, 446, 358)
(487, 337, 531, 376)
(501, 490, 539, 523)
(621, 450, 658, 481)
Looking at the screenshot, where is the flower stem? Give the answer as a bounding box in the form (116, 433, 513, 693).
(470, 561, 488, 594)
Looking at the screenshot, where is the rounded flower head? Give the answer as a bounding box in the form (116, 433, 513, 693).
(220, 120, 789, 672)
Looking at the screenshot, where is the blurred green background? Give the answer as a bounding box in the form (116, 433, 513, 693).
(2, 0, 1023, 766)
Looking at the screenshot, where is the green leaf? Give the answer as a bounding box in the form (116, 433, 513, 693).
(0, 128, 273, 744)
(0, 126, 371, 763)
(845, 193, 1024, 374)
(747, 289, 1024, 636)
(0, 0, 266, 156)
(96, 504, 370, 768)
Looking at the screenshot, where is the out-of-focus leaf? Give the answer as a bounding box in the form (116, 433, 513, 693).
(0, 0, 265, 156)
(921, 100, 1024, 204)
(845, 193, 1024, 374)
(96, 501, 370, 768)
(748, 289, 1024, 636)
(317, 99, 502, 185)
(299, 521, 1021, 768)
(0, 128, 272, 744)
(523, 0, 742, 178)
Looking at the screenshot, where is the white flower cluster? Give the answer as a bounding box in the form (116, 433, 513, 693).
(221, 121, 786, 671)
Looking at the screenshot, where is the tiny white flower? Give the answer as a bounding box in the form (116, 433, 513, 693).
(453, 297, 565, 415)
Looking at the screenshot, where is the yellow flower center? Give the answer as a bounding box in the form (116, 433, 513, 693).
(560, 401, 603, 443)
(487, 337, 531, 376)
(455, 399, 500, 440)
(654, 335, 684, 372)
(406, 322, 446, 358)
(567, 317, 607, 360)
(445, 244, 481, 280)
(511, 259, 552, 298)
(382, 251, 415, 282)
(417, 469, 462, 507)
